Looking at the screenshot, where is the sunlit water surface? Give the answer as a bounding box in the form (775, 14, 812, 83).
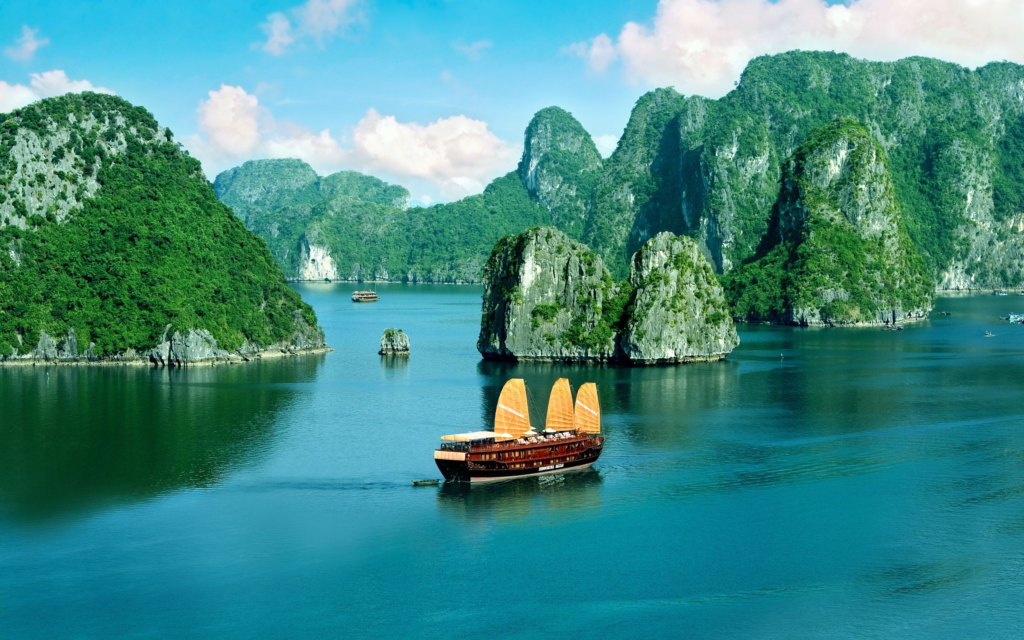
(2, 285, 1024, 638)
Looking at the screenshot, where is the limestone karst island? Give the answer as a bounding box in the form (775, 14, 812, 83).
(5, 1, 1024, 636)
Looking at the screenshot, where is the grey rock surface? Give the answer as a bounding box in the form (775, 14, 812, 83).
(478, 227, 620, 362)
(621, 233, 740, 363)
(2, 312, 327, 367)
(379, 328, 411, 355)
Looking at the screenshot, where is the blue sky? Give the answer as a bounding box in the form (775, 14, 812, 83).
(3, 0, 1023, 203)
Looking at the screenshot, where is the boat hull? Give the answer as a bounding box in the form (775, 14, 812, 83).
(435, 440, 603, 483)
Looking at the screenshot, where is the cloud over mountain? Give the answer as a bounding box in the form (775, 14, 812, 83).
(0, 70, 113, 113)
(569, 0, 1024, 97)
(188, 85, 519, 200)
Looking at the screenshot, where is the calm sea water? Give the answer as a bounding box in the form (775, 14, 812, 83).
(2, 285, 1024, 638)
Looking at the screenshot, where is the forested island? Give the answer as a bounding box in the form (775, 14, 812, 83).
(0, 93, 326, 365)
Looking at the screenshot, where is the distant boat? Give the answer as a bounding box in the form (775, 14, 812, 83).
(434, 378, 604, 483)
(985, 331, 994, 337)
(994, 289, 1008, 296)
(412, 479, 440, 486)
(352, 290, 379, 302)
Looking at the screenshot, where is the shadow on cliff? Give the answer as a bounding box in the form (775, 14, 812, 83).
(0, 355, 326, 525)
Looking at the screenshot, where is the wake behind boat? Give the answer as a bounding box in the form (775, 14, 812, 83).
(434, 378, 604, 483)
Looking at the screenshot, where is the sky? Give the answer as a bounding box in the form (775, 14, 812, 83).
(3, 0, 1024, 205)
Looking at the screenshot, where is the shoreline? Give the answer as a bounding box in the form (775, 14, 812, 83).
(289, 279, 481, 285)
(0, 346, 333, 368)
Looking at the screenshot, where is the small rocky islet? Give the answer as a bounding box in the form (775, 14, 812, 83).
(379, 328, 410, 356)
(477, 227, 739, 364)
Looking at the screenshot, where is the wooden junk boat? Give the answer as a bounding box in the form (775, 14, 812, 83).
(351, 290, 379, 302)
(434, 378, 604, 483)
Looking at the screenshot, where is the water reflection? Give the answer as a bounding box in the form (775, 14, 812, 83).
(380, 354, 409, 380)
(476, 359, 739, 448)
(0, 356, 325, 523)
(436, 469, 603, 523)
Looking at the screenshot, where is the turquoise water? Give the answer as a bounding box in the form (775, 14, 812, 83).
(2, 285, 1024, 638)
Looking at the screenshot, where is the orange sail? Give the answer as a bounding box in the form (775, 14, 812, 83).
(495, 378, 532, 439)
(545, 378, 576, 432)
(574, 382, 600, 434)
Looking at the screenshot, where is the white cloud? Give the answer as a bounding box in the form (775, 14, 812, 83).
(187, 86, 519, 201)
(452, 39, 493, 61)
(29, 70, 113, 98)
(195, 85, 263, 158)
(593, 134, 619, 158)
(0, 70, 113, 113)
(571, 0, 1024, 97)
(259, 0, 362, 55)
(564, 34, 617, 74)
(4, 26, 49, 61)
(260, 13, 295, 56)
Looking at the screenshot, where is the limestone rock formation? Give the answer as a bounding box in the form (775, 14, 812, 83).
(478, 227, 625, 362)
(379, 328, 410, 355)
(725, 119, 933, 325)
(518, 107, 603, 239)
(621, 233, 739, 363)
(478, 227, 738, 364)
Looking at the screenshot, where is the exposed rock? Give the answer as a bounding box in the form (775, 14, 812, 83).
(298, 234, 340, 281)
(621, 233, 739, 363)
(2, 312, 327, 367)
(379, 328, 410, 355)
(726, 119, 933, 325)
(478, 227, 738, 364)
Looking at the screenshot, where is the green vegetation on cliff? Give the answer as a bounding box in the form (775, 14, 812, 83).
(723, 119, 932, 324)
(0, 93, 320, 358)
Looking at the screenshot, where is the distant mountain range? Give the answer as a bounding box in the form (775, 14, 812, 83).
(216, 50, 1024, 302)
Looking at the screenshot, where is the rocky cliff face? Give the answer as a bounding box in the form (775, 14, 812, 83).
(518, 107, 603, 239)
(478, 227, 737, 363)
(725, 119, 933, 325)
(621, 233, 739, 362)
(298, 233, 340, 281)
(0, 93, 326, 366)
(478, 227, 623, 361)
(585, 88, 693, 277)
